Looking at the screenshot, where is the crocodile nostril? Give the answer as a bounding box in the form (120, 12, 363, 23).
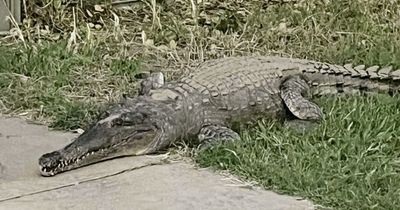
(41, 151, 61, 159)
(39, 151, 62, 167)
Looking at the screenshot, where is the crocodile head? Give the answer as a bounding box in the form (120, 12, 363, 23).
(38, 100, 171, 176)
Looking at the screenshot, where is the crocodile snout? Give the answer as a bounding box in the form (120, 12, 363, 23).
(39, 151, 63, 176)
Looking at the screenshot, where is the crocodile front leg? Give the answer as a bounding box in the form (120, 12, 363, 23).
(197, 125, 241, 150)
(138, 72, 165, 95)
(280, 75, 323, 121)
(280, 75, 323, 132)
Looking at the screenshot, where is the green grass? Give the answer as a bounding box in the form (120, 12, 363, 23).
(0, 42, 142, 129)
(1, 0, 400, 209)
(197, 95, 400, 210)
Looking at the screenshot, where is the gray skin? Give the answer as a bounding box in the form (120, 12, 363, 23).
(39, 56, 400, 176)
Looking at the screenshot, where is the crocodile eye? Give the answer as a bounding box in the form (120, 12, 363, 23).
(120, 112, 145, 125)
(112, 118, 124, 126)
(99, 110, 110, 120)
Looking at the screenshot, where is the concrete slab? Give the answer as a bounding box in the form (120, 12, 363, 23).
(0, 117, 314, 210)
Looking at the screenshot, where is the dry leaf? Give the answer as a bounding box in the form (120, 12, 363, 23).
(169, 40, 177, 49)
(95, 24, 102, 29)
(72, 128, 85, 134)
(86, 9, 93, 17)
(94, 5, 104, 12)
(157, 45, 169, 51)
(144, 39, 154, 46)
(141, 30, 147, 44)
(278, 22, 287, 33)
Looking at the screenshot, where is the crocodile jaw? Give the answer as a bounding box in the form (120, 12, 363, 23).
(38, 146, 125, 176)
(38, 126, 158, 177)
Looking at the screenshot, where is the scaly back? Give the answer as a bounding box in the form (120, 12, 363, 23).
(182, 56, 400, 96)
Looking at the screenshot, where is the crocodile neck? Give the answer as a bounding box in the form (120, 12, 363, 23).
(147, 88, 205, 140)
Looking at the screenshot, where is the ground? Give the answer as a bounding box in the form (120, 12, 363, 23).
(0, 117, 313, 210)
(0, 1, 400, 209)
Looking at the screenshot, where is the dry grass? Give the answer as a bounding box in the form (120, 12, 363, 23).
(1, 1, 399, 112)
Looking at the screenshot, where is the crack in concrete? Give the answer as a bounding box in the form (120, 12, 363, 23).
(0, 161, 166, 203)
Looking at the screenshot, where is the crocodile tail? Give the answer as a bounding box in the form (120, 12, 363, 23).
(302, 63, 400, 96)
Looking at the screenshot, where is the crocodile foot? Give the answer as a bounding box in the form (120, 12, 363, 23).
(197, 125, 241, 150)
(138, 72, 165, 95)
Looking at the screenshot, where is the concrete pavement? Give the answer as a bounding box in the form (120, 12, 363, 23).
(0, 117, 314, 210)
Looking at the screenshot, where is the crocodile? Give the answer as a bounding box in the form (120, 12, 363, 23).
(38, 56, 400, 176)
